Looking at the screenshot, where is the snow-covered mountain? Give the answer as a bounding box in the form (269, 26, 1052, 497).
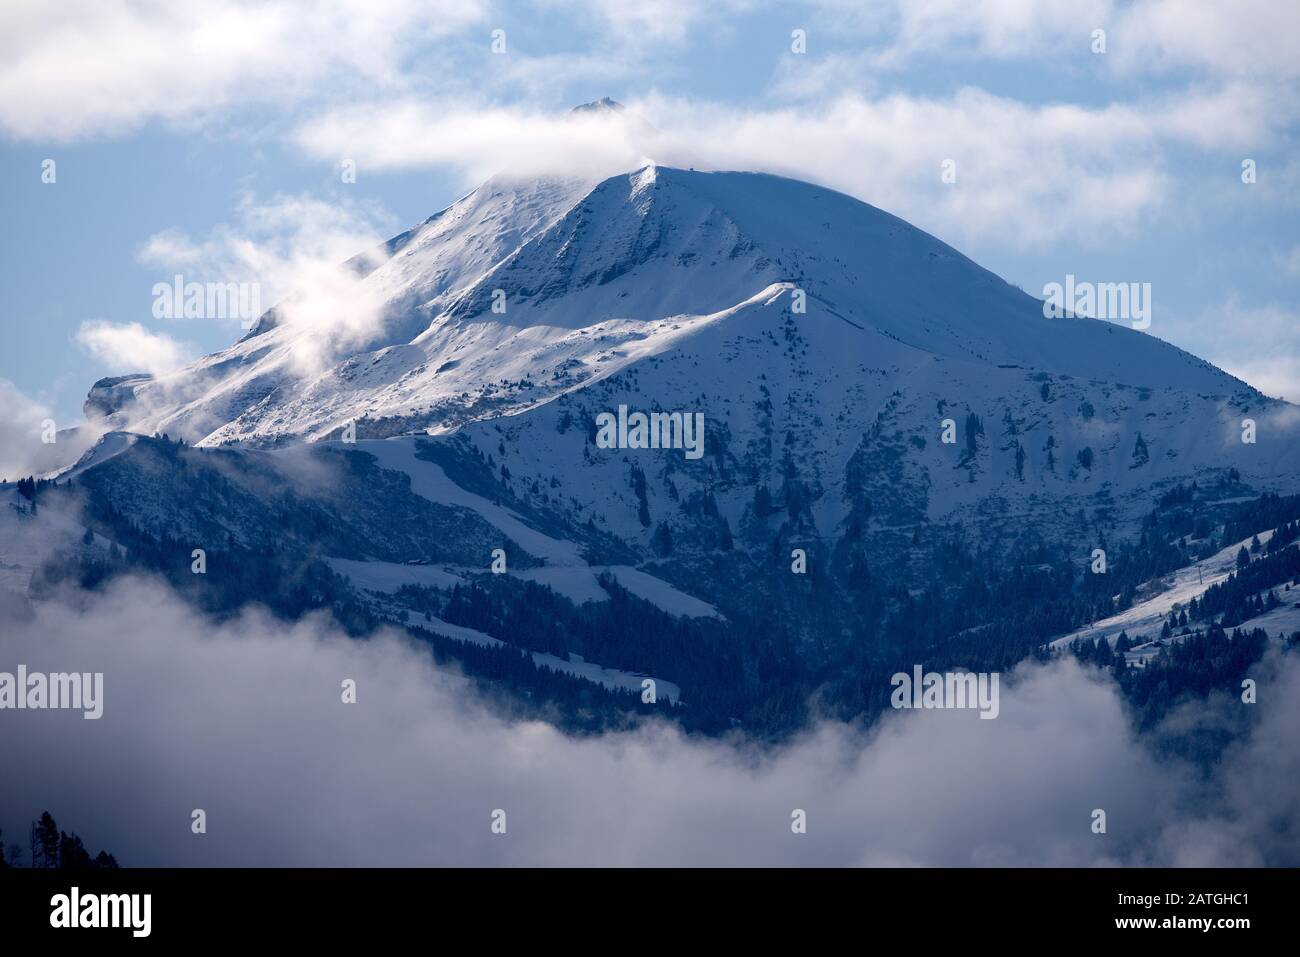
(8, 148, 1300, 723)
(81, 161, 1300, 552)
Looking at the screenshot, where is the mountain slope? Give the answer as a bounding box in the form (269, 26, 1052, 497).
(8, 160, 1300, 731)
(67, 164, 1300, 561)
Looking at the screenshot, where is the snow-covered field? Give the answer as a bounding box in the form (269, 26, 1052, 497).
(1051, 529, 1277, 651)
(327, 553, 719, 619)
(348, 437, 586, 567)
(1236, 601, 1300, 638)
(325, 556, 464, 593)
(397, 610, 681, 703)
(1049, 528, 1300, 665)
(514, 564, 720, 618)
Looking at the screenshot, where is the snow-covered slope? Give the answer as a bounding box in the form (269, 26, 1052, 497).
(77, 164, 1300, 552)
(91, 165, 1256, 436)
(1048, 527, 1300, 667)
(86, 173, 596, 443)
(1050, 529, 1277, 651)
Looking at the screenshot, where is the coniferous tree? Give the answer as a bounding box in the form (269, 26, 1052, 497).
(652, 521, 674, 557)
(1095, 638, 1114, 666)
(1131, 433, 1149, 466)
(35, 812, 59, 868)
(58, 831, 92, 869)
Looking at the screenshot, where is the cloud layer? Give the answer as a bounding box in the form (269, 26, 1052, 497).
(1, 576, 1295, 866)
(0, 0, 486, 140)
(292, 83, 1293, 248)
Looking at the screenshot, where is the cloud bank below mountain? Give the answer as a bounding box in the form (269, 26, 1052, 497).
(1, 576, 1295, 866)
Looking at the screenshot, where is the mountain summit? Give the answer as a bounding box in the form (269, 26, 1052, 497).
(570, 97, 625, 114)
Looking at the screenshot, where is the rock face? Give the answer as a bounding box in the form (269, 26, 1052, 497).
(84, 374, 154, 420)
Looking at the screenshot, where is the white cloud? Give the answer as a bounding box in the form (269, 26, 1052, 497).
(294, 85, 1287, 247)
(1112, 0, 1300, 80)
(4, 0, 1297, 147)
(294, 101, 653, 184)
(74, 320, 191, 375)
(2, 574, 1297, 865)
(137, 193, 394, 279)
(0, 0, 487, 140)
(845, 0, 1111, 66)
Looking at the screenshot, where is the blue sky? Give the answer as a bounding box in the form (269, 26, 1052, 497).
(2, 0, 1298, 432)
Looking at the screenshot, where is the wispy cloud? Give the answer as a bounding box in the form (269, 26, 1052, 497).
(804, 0, 1300, 79)
(293, 85, 1290, 247)
(0, 379, 53, 479)
(1277, 245, 1300, 280)
(540, 0, 752, 45)
(138, 194, 399, 375)
(74, 320, 192, 376)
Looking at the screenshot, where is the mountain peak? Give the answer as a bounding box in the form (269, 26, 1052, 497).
(570, 97, 625, 114)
